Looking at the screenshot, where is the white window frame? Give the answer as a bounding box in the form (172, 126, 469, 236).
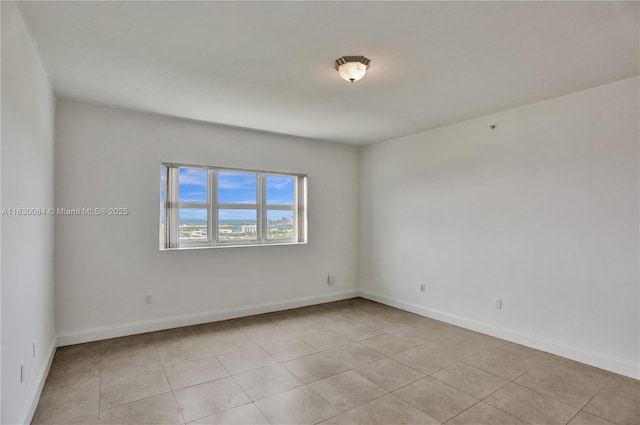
(160, 163, 307, 250)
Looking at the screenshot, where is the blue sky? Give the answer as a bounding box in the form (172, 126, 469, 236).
(170, 168, 295, 223)
(266, 175, 294, 205)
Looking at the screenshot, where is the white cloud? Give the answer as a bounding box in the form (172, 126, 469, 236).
(179, 168, 207, 186)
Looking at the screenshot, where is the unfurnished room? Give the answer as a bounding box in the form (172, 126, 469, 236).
(1, 1, 639, 424)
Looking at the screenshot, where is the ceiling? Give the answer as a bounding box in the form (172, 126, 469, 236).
(17, 1, 639, 145)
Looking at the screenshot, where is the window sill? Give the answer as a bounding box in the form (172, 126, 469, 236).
(160, 241, 307, 251)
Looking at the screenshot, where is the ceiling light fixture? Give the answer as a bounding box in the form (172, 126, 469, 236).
(335, 56, 370, 83)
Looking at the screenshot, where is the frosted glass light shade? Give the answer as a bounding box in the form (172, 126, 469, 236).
(335, 56, 370, 83)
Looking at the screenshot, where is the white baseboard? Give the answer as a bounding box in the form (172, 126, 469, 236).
(359, 289, 640, 380)
(22, 336, 56, 425)
(57, 290, 359, 347)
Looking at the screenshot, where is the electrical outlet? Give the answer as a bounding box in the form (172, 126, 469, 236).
(420, 283, 426, 292)
(20, 364, 25, 383)
(145, 295, 153, 304)
(33, 342, 36, 358)
(496, 299, 502, 309)
(327, 274, 335, 285)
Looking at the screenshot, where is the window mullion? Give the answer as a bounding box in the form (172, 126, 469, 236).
(265, 205, 294, 211)
(217, 203, 259, 209)
(209, 170, 216, 246)
(294, 176, 299, 243)
(297, 175, 306, 243)
(259, 173, 266, 244)
(179, 202, 209, 209)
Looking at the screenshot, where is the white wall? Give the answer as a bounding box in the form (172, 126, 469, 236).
(1, 1, 57, 423)
(359, 77, 639, 378)
(55, 101, 359, 341)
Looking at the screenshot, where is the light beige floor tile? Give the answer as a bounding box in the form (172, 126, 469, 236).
(99, 392, 183, 424)
(316, 314, 357, 330)
(602, 375, 640, 400)
(33, 409, 101, 425)
(445, 401, 526, 425)
(198, 328, 257, 355)
(156, 338, 212, 368)
(394, 324, 443, 345)
(309, 370, 387, 410)
(355, 358, 425, 391)
(539, 356, 613, 383)
(320, 393, 440, 425)
(101, 334, 154, 357)
(149, 326, 201, 349)
(393, 377, 477, 423)
(101, 344, 162, 375)
(301, 330, 353, 351)
(392, 346, 455, 375)
(361, 316, 400, 333)
(515, 366, 607, 408)
(432, 363, 508, 399)
(189, 403, 269, 424)
(360, 334, 416, 356)
(485, 383, 579, 425)
(262, 338, 318, 362)
(254, 385, 342, 425)
(32, 386, 100, 425)
(51, 342, 101, 373)
(463, 344, 549, 380)
(100, 366, 171, 409)
(584, 388, 640, 425)
(173, 376, 250, 422)
(423, 337, 485, 361)
(283, 351, 350, 383)
(276, 318, 327, 338)
(234, 364, 303, 401)
(339, 309, 383, 324)
(216, 347, 277, 375)
(325, 342, 385, 368)
(165, 356, 229, 390)
(241, 323, 296, 345)
(231, 315, 269, 328)
(263, 309, 303, 322)
(46, 356, 101, 389)
(295, 304, 332, 315)
(332, 322, 384, 341)
(568, 411, 616, 425)
(192, 320, 236, 336)
(40, 364, 100, 399)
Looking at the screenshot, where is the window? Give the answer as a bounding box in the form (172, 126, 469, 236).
(160, 164, 307, 249)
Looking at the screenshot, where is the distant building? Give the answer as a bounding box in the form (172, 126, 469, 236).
(241, 224, 257, 233)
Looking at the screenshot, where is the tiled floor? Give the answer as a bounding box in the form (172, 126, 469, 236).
(33, 298, 639, 425)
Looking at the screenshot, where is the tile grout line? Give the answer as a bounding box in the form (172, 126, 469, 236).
(562, 374, 617, 425)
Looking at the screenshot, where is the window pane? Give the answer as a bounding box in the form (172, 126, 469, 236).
(267, 210, 294, 241)
(218, 171, 257, 204)
(218, 209, 257, 242)
(266, 175, 295, 205)
(160, 207, 166, 248)
(160, 167, 166, 248)
(179, 208, 208, 242)
(179, 168, 207, 203)
(160, 166, 167, 204)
